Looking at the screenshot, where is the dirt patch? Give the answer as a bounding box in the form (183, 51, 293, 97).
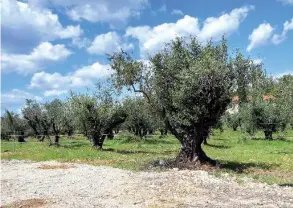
(1, 151, 25, 156)
(1, 198, 45, 208)
(247, 168, 293, 181)
(2, 160, 293, 208)
(73, 159, 116, 166)
(38, 164, 75, 169)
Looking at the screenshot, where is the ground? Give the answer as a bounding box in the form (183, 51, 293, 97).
(1, 160, 293, 208)
(2, 129, 293, 184)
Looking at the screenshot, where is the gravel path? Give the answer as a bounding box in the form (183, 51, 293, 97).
(1, 160, 293, 208)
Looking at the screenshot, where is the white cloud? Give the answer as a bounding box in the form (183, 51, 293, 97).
(1, 89, 42, 107)
(126, 15, 200, 57)
(29, 62, 113, 96)
(252, 58, 263, 65)
(158, 4, 167, 13)
(171, 9, 184, 16)
(72, 37, 91, 49)
(126, 6, 253, 57)
(87, 32, 133, 55)
(247, 23, 274, 52)
(44, 90, 68, 97)
(248, 17, 293, 51)
(2, 42, 72, 75)
(277, 0, 293, 5)
(272, 17, 293, 44)
(199, 6, 254, 42)
(63, 0, 148, 26)
(1, 0, 83, 53)
(273, 70, 293, 78)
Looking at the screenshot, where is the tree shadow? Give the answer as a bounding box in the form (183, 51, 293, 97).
(270, 151, 293, 155)
(279, 183, 293, 187)
(205, 144, 231, 149)
(143, 139, 175, 145)
(221, 160, 278, 173)
(251, 137, 293, 143)
(61, 142, 89, 149)
(102, 148, 157, 155)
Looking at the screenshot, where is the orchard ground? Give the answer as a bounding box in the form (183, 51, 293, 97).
(1, 128, 293, 185)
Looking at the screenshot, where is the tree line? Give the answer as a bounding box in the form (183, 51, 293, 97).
(2, 36, 293, 167)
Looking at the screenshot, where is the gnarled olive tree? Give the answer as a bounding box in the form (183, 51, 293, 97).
(70, 90, 127, 150)
(109, 37, 234, 166)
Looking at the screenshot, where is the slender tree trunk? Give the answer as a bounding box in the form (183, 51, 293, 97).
(18, 131, 26, 142)
(91, 134, 106, 150)
(264, 130, 273, 140)
(54, 135, 60, 145)
(107, 131, 114, 140)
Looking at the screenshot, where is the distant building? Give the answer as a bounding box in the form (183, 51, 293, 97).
(226, 95, 275, 114)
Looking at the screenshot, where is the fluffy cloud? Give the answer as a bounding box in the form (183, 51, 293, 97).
(1, 0, 83, 53)
(247, 17, 293, 51)
(199, 6, 254, 41)
(126, 6, 253, 57)
(277, 0, 293, 5)
(1, 89, 42, 109)
(29, 62, 112, 96)
(87, 32, 133, 55)
(247, 23, 274, 52)
(171, 9, 184, 16)
(253, 59, 263, 65)
(59, 0, 148, 26)
(2, 42, 72, 75)
(272, 17, 293, 44)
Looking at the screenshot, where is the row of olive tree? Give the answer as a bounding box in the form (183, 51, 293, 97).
(224, 55, 293, 139)
(3, 36, 292, 167)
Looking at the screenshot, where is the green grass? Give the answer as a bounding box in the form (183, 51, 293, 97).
(1, 129, 293, 185)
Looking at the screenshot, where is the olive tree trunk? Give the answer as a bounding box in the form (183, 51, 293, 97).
(176, 127, 216, 167)
(91, 134, 106, 150)
(264, 130, 273, 140)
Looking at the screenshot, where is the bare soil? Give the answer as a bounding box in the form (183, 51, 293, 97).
(1, 160, 293, 208)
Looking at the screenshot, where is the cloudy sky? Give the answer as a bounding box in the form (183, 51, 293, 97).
(1, 0, 293, 113)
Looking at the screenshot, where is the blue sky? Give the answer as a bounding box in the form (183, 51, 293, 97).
(1, 0, 293, 113)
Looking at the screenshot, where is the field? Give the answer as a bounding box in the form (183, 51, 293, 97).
(1, 128, 293, 185)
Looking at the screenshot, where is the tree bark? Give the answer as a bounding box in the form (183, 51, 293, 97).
(91, 134, 106, 150)
(264, 130, 273, 140)
(54, 135, 60, 145)
(18, 131, 26, 142)
(176, 127, 216, 167)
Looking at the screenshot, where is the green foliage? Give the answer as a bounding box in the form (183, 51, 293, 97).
(225, 113, 240, 131)
(1, 110, 27, 141)
(122, 97, 157, 138)
(109, 36, 235, 163)
(70, 88, 127, 148)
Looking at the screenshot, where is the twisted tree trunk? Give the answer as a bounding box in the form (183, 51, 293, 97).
(176, 126, 216, 167)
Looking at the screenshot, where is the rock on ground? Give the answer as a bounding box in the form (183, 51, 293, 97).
(1, 160, 293, 208)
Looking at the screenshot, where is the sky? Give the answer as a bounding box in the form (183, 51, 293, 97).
(1, 0, 293, 114)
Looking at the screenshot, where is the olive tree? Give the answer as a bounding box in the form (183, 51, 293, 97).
(122, 97, 156, 138)
(22, 99, 52, 144)
(109, 37, 235, 166)
(70, 90, 127, 149)
(225, 113, 241, 131)
(1, 110, 27, 142)
(45, 99, 64, 145)
(240, 99, 280, 139)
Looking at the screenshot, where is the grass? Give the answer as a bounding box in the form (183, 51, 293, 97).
(1, 128, 293, 185)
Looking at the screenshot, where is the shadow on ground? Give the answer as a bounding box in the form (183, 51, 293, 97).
(61, 142, 89, 149)
(221, 160, 279, 173)
(205, 144, 231, 149)
(102, 148, 157, 155)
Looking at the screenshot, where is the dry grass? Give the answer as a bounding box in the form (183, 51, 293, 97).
(38, 164, 75, 169)
(1, 198, 45, 208)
